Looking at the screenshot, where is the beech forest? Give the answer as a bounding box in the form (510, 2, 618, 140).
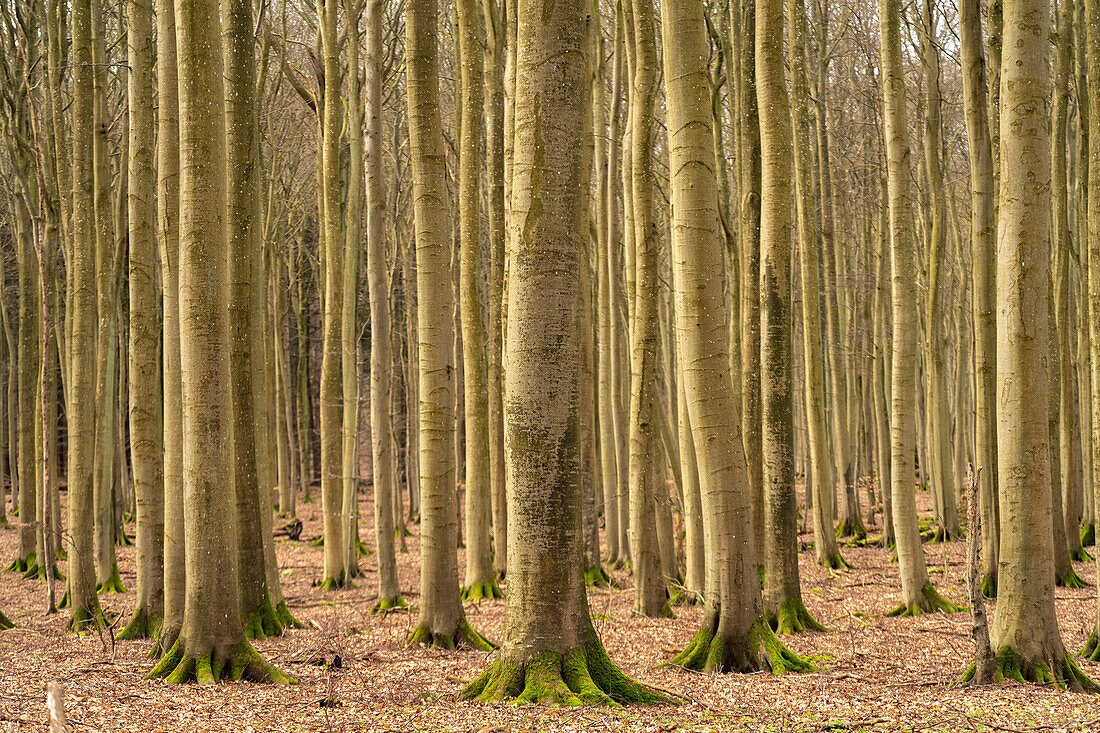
(0, 0, 1096, 728)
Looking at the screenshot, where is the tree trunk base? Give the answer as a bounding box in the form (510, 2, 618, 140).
(1081, 524, 1095, 547)
(968, 646, 1099, 692)
(67, 601, 106, 632)
(275, 601, 303, 629)
(406, 617, 495, 651)
(317, 571, 353, 591)
(96, 565, 127, 594)
(1080, 629, 1100, 662)
(584, 566, 614, 589)
(1070, 547, 1093, 563)
(117, 607, 162, 640)
(369, 595, 407, 613)
(0, 608, 14, 630)
(4, 555, 33, 573)
(670, 616, 815, 674)
(116, 528, 135, 547)
(21, 555, 63, 582)
(243, 597, 284, 639)
(310, 534, 325, 547)
(835, 516, 867, 540)
(461, 579, 504, 601)
(886, 581, 963, 617)
(768, 597, 828, 635)
(1055, 566, 1089, 589)
(670, 588, 701, 606)
(818, 550, 850, 570)
(462, 627, 669, 705)
(147, 639, 295, 684)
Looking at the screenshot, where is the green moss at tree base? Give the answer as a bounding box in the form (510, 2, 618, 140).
(835, 515, 867, 540)
(406, 616, 496, 651)
(819, 550, 851, 570)
(356, 539, 372, 557)
(147, 639, 295, 684)
(584, 566, 614, 589)
(0, 608, 13, 630)
(243, 596, 284, 640)
(461, 625, 670, 705)
(670, 587, 700, 606)
(1056, 566, 1090, 589)
(461, 579, 504, 602)
(310, 535, 324, 547)
(116, 528, 134, 546)
(973, 646, 1100, 692)
(117, 607, 162, 640)
(275, 601, 303, 629)
(886, 581, 964, 617)
(1081, 523, 1095, 547)
(768, 597, 828, 635)
(317, 569, 353, 591)
(22, 555, 64, 582)
(1070, 547, 1093, 563)
(96, 564, 127, 594)
(1080, 629, 1100, 662)
(67, 600, 106, 633)
(4, 555, 32, 573)
(981, 573, 997, 599)
(370, 595, 407, 613)
(669, 615, 815, 674)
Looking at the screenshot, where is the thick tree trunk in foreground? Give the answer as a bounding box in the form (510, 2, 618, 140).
(405, 0, 493, 651)
(148, 0, 288, 683)
(461, 0, 664, 703)
(981, 0, 1094, 689)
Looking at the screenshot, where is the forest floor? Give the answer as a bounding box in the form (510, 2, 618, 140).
(0, 483, 1098, 732)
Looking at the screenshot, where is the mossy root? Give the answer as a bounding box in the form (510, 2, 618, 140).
(317, 570, 353, 591)
(117, 608, 162, 641)
(406, 617, 496, 652)
(243, 599, 284, 640)
(4, 555, 32, 574)
(1080, 629, 1100, 662)
(275, 601, 303, 629)
(147, 639, 295, 684)
(584, 566, 614, 589)
(96, 565, 127, 594)
(461, 579, 504, 602)
(67, 602, 107, 633)
(984, 647, 1100, 693)
(835, 516, 867, 540)
(669, 617, 815, 674)
(461, 627, 670, 705)
(981, 573, 997, 599)
(0, 608, 15, 630)
(1082, 524, 1096, 548)
(768, 597, 828, 635)
(370, 595, 408, 613)
(1070, 547, 1094, 563)
(819, 551, 851, 570)
(886, 581, 964, 617)
(1057, 566, 1090, 589)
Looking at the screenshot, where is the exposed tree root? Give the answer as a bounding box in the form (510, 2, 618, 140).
(317, 570, 353, 591)
(116, 528, 134, 546)
(147, 639, 295, 684)
(243, 598, 284, 640)
(406, 617, 495, 651)
(310, 535, 324, 547)
(461, 627, 669, 705)
(153, 624, 181, 660)
(275, 601, 303, 629)
(1082, 524, 1096, 548)
(886, 581, 964, 617)
(836, 515, 867, 540)
(669, 616, 815, 674)
(96, 565, 127, 594)
(768, 597, 828, 635)
(0, 608, 14, 630)
(4, 555, 32, 573)
(369, 595, 408, 613)
(1080, 629, 1100, 661)
(1070, 547, 1093, 563)
(117, 607, 162, 640)
(963, 646, 1100, 693)
(356, 539, 372, 557)
(818, 551, 851, 570)
(584, 566, 614, 589)
(461, 580, 504, 602)
(21, 555, 63, 582)
(1056, 566, 1090, 589)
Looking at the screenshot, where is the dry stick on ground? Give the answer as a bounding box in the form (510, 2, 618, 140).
(965, 464, 994, 683)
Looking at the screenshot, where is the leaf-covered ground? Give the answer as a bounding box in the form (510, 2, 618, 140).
(0, 483, 1097, 732)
